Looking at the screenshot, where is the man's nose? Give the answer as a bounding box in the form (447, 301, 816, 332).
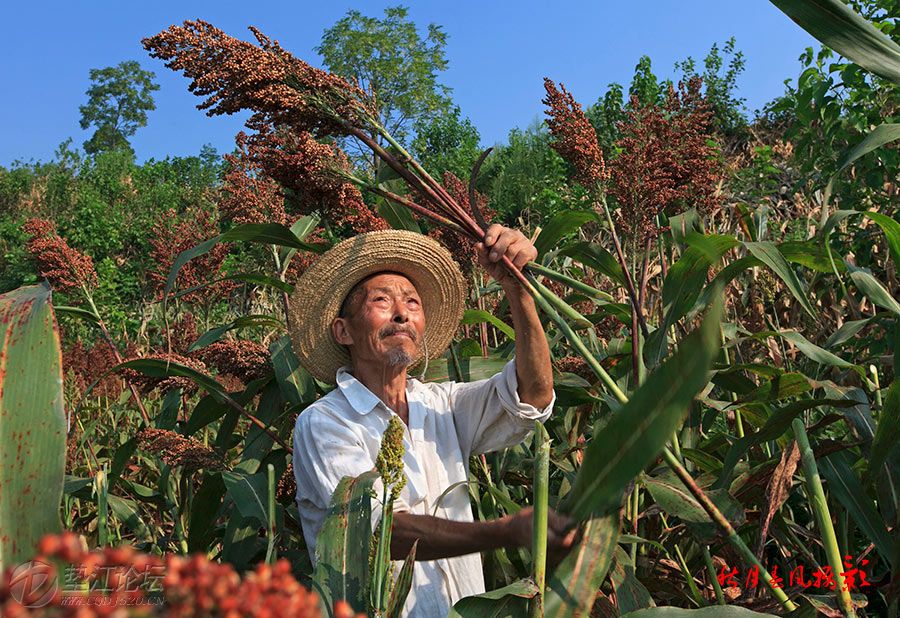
(392, 300, 409, 322)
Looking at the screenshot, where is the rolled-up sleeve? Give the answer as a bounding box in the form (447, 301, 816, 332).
(444, 357, 554, 459)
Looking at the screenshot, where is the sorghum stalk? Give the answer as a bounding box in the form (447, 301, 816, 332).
(94, 468, 109, 547)
(525, 262, 615, 303)
(703, 545, 726, 605)
(266, 463, 277, 565)
(529, 422, 550, 618)
(793, 418, 855, 617)
(529, 276, 593, 330)
(596, 195, 649, 338)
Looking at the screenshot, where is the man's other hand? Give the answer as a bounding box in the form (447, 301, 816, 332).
(502, 506, 579, 566)
(475, 224, 537, 289)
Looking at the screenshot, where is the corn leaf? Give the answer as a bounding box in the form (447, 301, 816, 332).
(543, 513, 619, 618)
(448, 578, 539, 617)
(744, 241, 815, 318)
(534, 210, 599, 257)
(769, 0, 900, 85)
(0, 283, 66, 568)
(312, 470, 379, 614)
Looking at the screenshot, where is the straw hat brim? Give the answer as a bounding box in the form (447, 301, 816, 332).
(287, 230, 467, 384)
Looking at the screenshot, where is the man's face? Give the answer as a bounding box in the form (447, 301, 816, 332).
(331, 272, 426, 369)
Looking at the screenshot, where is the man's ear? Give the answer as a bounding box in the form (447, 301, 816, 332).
(332, 317, 354, 346)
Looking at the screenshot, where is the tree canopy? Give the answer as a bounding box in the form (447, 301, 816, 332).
(79, 60, 159, 155)
(316, 5, 452, 155)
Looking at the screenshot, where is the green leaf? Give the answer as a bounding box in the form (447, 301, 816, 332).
(106, 494, 152, 542)
(376, 191, 423, 233)
(188, 472, 225, 552)
(462, 309, 515, 340)
(647, 234, 737, 364)
(544, 514, 619, 618)
(559, 241, 625, 284)
(534, 211, 599, 257)
(623, 606, 776, 617)
(819, 450, 894, 568)
(744, 241, 815, 318)
(279, 214, 321, 267)
(749, 330, 856, 369)
(668, 208, 703, 244)
(820, 209, 900, 269)
(173, 272, 295, 301)
(563, 295, 723, 520)
(825, 318, 872, 349)
(779, 240, 846, 273)
(384, 542, 417, 618)
(222, 470, 270, 525)
(0, 283, 66, 567)
(54, 305, 101, 324)
(769, 0, 900, 85)
(164, 223, 325, 305)
(847, 263, 900, 315)
(610, 548, 655, 614)
(425, 356, 509, 383)
(836, 124, 900, 175)
(864, 210, 900, 268)
(270, 335, 316, 407)
(312, 470, 379, 614)
(113, 358, 232, 402)
(448, 578, 539, 618)
(188, 314, 284, 352)
(642, 475, 744, 543)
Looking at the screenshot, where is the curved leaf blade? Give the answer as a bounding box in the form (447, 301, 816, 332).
(0, 284, 66, 567)
(769, 0, 900, 85)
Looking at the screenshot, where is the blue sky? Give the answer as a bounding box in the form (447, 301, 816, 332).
(2, 1, 818, 167)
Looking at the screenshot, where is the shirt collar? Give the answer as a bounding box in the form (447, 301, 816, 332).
(334, 366, 420, 415)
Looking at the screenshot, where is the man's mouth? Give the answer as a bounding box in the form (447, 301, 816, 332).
(382, 329, 416, 340)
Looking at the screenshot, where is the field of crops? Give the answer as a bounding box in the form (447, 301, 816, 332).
(1, 1, 898, 616)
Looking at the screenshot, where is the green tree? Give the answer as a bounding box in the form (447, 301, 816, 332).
(480, 120, 575, 224)
(411, 105, 481, 180)
(675, 37, 748, 136)
(629, 56, 666, 108)
(316, 5, 452, 167)
(587, 82, 627, 156)
(79, 61, 160, 155)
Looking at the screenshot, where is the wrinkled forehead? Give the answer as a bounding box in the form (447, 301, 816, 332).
(360, 271, 419, 295)
(339, 270, 421, 318)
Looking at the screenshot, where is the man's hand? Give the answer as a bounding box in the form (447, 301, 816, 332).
(475, 224, 537, 289)
(502, 506, 579, 567)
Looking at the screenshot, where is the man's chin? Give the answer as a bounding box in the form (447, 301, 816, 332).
(384, 346, 416, 368)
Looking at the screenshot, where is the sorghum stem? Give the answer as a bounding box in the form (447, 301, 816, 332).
(597, 196, 650, 338)
(793, 418, 855, 617)
(530, 422, 550, 618)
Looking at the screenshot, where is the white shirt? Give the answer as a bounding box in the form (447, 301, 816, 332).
(292, 358, 554, 617)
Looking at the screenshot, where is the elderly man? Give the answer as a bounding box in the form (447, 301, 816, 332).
(289, 225, 573, 617)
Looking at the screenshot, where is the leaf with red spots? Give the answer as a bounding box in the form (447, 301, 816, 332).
(0, 283, 66, 568)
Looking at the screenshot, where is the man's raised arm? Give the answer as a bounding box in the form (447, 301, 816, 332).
(475, 224, 553, 409)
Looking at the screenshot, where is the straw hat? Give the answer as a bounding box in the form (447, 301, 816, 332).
(287, 230, 467, 383)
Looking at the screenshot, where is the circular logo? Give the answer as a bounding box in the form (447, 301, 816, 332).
(9, 559, 58, 608)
